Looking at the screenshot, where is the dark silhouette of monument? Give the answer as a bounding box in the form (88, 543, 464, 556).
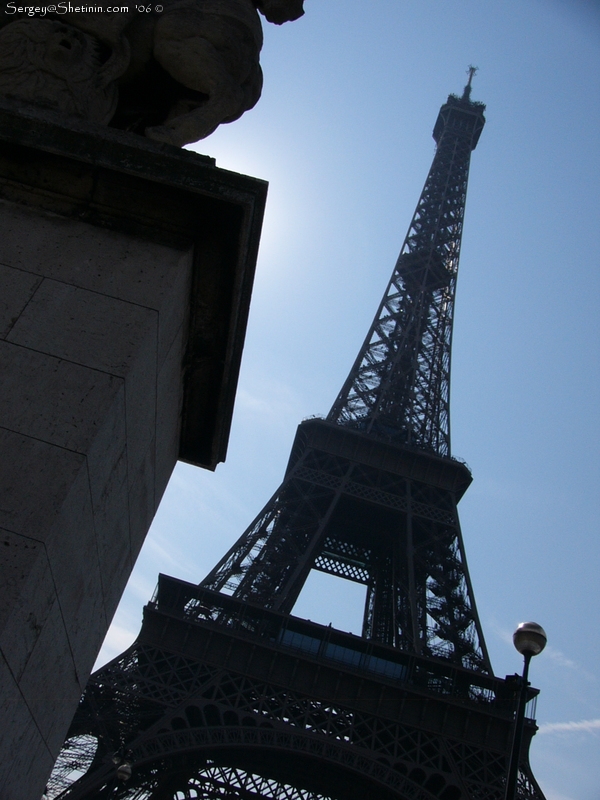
(49, 75, 546, 799)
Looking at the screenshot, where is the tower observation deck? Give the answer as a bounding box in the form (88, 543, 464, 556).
(49, 77, 547, 800)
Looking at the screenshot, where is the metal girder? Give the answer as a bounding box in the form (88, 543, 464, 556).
(201, 436, 490, 672)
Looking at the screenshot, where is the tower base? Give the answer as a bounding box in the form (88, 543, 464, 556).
(52, 576, 546, 800)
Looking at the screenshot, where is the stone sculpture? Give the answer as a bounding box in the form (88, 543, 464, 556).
(0, 0, 304, 146)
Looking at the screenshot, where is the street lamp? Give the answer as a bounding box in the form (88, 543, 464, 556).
(505, 622, 547, 800)
(116, 761, 132, 781)
(112, 748, 133, 786)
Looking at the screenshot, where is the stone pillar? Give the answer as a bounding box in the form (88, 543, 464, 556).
(0, 100, 266, 799)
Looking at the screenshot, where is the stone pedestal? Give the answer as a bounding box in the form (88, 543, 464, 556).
(0, 101, 266, 799)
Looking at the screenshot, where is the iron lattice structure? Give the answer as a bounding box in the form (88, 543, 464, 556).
(328, 89, 482, 457)
(50, 80, 546, 800)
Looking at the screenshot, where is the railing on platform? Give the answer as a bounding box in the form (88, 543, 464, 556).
(150, 574, 516, 711)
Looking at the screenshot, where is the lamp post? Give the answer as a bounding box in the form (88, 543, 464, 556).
(505, 621, 547, 800)
(112, 747, 133, 791)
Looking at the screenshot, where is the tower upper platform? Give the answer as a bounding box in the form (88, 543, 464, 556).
(433, 92, 486, 150)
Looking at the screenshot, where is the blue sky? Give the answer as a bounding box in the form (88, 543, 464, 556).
(97, 3, 600, 798)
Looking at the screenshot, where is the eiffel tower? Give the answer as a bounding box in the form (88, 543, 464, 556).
(49, 73, 546, 800)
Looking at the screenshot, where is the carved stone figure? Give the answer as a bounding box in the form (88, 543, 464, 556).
(0, 19, 126, 124)
(0, 0, 304, 146)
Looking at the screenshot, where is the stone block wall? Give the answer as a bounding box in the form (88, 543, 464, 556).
(0, 103, 266, 800)
(0, 200, 193, 795)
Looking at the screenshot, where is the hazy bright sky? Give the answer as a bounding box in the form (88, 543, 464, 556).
(97, 3, 600, 799)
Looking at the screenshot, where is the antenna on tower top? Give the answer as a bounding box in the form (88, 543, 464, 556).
(463, 64, 478, 101)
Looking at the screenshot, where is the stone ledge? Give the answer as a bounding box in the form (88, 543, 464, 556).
(0, 100, 268, 469)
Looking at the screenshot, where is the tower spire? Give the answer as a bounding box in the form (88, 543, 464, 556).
(462, 64, 478, 101)
(327, 79, 485, 456)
